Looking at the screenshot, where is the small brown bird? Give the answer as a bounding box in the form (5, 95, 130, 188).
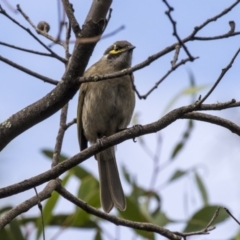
(77, 41, 135, 213)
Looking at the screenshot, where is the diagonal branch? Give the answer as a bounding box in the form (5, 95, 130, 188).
(191, 0, 240, 37)
(0, 5, 66, 63)
(0, 180, 60, 229)
(0, 55, 59, 85)
(0, 0, 112, 151)
(61, 0, 81, 36)
(182, 112, 240, 135)
(52, 104, 68, 167)
(57, 185, 181, 240)
(16, 4, 65, 47)
(0, 41, 58, 58)
(198, 47, 240, 105)
(163, 0, 195, 61)
(1, 101, 240, 198)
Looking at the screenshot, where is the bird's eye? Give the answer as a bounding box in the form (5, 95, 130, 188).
(114, 45, 120, 51)
(109, 45, 123, 55)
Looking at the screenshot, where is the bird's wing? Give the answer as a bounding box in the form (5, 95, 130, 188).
(77, 84, 88, 150)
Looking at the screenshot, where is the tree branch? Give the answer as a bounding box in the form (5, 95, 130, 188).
(182, 112, 240, 136)
(57, 186, 181, 240)
(1, 101, 240, 198)
(198, 47, 240, 104)
(61, 0, 81, 36)
(0, 180, 60, 229)
(0, 55, 59, 85)
(0, 41, 60, 58)
(0, 0, 112, 151)
(16, 4, 65, 47)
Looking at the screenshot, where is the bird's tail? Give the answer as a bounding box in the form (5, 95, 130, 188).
(96, 147, 126, 213)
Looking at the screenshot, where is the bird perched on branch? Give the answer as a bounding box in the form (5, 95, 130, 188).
(77, 40, 136, 213)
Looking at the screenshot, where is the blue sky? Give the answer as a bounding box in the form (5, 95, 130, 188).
(1, 0, 240, 239)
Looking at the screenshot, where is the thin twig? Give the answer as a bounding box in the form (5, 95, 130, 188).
(0, 180, 60, 229)
(52, 104, 68, 167)
(197, 47, 240, 105)
(0, 55, 59, 85)
(61, 0, 81, 36)
(224, 207, 240, 225)
(64, 118, 76, 130)
(174, 208, 221, 238)
(0, 41, 57, 58)
(193, 31, 240, 41)
(34, 187, 45, 240)
(64, 22, 71, 61)
(0, 5, 66, 63)
(171, 44, 180, 67)
(190, 0, 240, 37)
(16, 4, 65, 47)
(140, 57, 198, 99)
(163, 0, 195, 61)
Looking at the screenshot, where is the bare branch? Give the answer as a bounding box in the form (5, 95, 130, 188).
(193, 31, 240, 41)
(140, 57, 198, 99)
(0, 41, 57, 58)
(0, 0, 112, 151)
(61, 0, 81, 36)
(52, 104, 68, 167)
(174, 208, 221, 238)
(163, 0, 195, 61)
(1, 101, 240, 198)
(224, 207, 240, 225)
(171, 44, 180, 67)
(57, 186, 181, 240)
(0, 55, 59, 85)
(191, 0, 240, 37)
(183, 112, 240, 136)
(34, 187, 45, 240)
(0, 180, 60, 229)
(16, 4, 64, 47)
(228, 21, 235, 34)
(64, 118, 76, 130)
(0, 5, 66, 63)
(198, 47, 240, 105)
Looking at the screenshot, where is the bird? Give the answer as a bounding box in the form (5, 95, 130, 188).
(77, 40, 136, 213)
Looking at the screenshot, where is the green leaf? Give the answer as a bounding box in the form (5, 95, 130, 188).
(36, 191, 60, 238)
(0, 206, 12, 214)
(71, 208, 97, 227)
(94, 229, 102, 240)
(195, 172, 208, 205)
(121, 164, 131, 184)
(170, 142, 183, 160)
(119, 195, 154, 239)
(182, 85, 206, 95)
(0, 228, 9, 239)
(9, 219, 25, 240)
(36, 173, 71, 238)
(231, 230, 240, 240)
(41, 149, 68, 162)
(78, 175, 100, 208)
(163, 84, 207, 113)
(168, 170, 187, 183)
(170, 120, 194, 161)
(72, 165, 95, 181)
(184, 206, 229, 232)
(151, 211, 172, 226)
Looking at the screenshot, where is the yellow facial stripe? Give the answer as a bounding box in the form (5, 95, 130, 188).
(109, 44, 126, 54)
(109, 48, 125, 54)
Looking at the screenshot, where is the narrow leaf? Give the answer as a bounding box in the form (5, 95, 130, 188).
(195, 172, 208, 205)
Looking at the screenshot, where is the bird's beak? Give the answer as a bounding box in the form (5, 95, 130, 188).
(127, 45, 136, 51)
